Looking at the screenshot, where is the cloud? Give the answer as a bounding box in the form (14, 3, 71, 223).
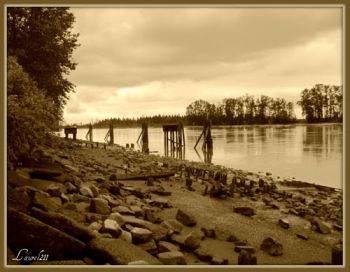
(63, 7, 342, 123)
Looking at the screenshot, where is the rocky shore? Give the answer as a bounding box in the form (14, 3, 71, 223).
(7, 139, 343, 265)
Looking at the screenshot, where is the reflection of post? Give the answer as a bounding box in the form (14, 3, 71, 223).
(86, 123, 93, 142)
(109, 122, 114, 145)
(142, 123, 149, 153)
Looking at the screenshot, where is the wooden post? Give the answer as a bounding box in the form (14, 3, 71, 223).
(109, 122, 114, 145)
(142, 123, 149, 153)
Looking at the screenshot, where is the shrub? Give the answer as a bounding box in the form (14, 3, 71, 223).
(7, 56, 60, 166)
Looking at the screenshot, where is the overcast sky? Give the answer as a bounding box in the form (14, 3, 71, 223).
(64, 7, 342, 124)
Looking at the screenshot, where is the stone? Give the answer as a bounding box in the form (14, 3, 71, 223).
(137, 239, 158, 255)
(131, 227, 153, 243)
(157, 251, 186, 265)
(88, 237, 161, 265)
(80, 186, 94, 198)
(311, 218, 331, 234)
(8, 208, 86, 260)
(72, 193, 90, 203)
(234, 245, 256, 254)
(45, 184, 64, 197)
(65, 182, 78, 193)
(158, 241, 180, 253)
(184, 230, 204, 250)
(278, 218, 290, 229)
(130, 205, 143, 217)
(90, 184, 100, 197)
(90, 198, 110, 215)
(296, 233, 309, 240)
(121, 215, 153, 230)
(108, 212, 125, 226)
(89, 222, 103, 232)
(101, 219, 122, 238)
(260, 237, 283, 256)
(32, 192, 61, 212)
(114, 205, 135, 215)
(128, 260, 149, 265)
(201, 227, 216, 238)
(176, 209, 197, 226)
(85, 213, 103, 223)
(147, 224, 169, 241)
(109, 174, 117, 181)
(119, 230, 132, 243)
(30, 168, 62, 180)
(30, 207, 96, 241)
(144, 208, 161, 223)
(238, 250, 257, 265)
(233, 206, 255, 217)
(161, 219, 184, 234)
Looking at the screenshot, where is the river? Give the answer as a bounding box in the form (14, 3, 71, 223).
(61, 123, 343, 189)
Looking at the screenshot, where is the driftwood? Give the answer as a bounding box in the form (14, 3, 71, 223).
(117, 172, 176, 181)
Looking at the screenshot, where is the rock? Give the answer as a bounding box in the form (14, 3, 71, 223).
(296, 233, 309, 240)
(147, 224, 169, 241)
(30, 207, 96, 241)
(184, 230, 204, 250)
(88, 237, 161, 265)
(311, 218, 331, 234)
(100, 194, 120, 208)
(65, 182, 78, 193)
(114, 205, 134, 215)
(8, 208, 86, 260)
(101, 219, 122, 238)
(128, 260, 149, 265)
(144, 208, 161, 223)
(201, 227, 216, 238)
(158, 241, 180, 253)
(32, 192, 61, 212)
(233, 206, 255, 217)
(90, 198, 110, 215)
(109, 174, 117, 181)
(45, 184, 65, 197)
(131, 227, 153, 243)
(149, 197, 170, 208)
(108, 212, 125, 226)
(90, 184, 100, 197)
(120, 230, 132, 243)
(157, 251, 186, 265)
(234, 245, 256, 254)
(260, 237, 283, 256)
(161, 219, 184, 234)
(278, 218, 290, 229)
(176, 209, 197, 226)
(80, 186, 94, 198)
(7, 187, 31, 212)
(121, 215, 153, 230)
(137, 239, 158, 255)
(94, 176, 105, 183)
(129, 205, 143, 217)
(85, 213, 103, 223)
(72, 194, 90, 203)
(30, 168, 62, 180)
(89, 222, 103, 232)
(238, 250, 257, 265)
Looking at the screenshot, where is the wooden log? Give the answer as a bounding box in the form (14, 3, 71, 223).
(117, 172, 176, 181)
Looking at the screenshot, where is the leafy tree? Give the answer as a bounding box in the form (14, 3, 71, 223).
(7, 7, 79, 113)
(7, 57, 58, 166)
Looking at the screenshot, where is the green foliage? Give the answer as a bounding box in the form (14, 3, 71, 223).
(7, 57, 59, 165)
(297, 84, 343, 122)
(7, 7, 79, 113)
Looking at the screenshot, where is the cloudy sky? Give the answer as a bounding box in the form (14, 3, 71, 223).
(64, 7, 343, 124)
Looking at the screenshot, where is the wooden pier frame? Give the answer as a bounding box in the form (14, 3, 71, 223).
(163, 123, 185, 159)
(137, 123, 149, 153)
(104, 122, 114, 145)
(194, 120, 213, 152)
(64, 126, 77, 140)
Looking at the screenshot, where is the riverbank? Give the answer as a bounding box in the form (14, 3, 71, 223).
(7, 138, 343, 265)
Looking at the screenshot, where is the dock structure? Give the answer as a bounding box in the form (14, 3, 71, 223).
(194, 120, 213, 152)
(163, 123, 185, 159)
(137, 123, 149, 153)
(64, 126, 77, 140)
(104, 122, 114, 145)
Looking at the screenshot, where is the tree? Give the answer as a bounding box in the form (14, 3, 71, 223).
(7, 7, 79, 114)
(7, 57, 58, 165)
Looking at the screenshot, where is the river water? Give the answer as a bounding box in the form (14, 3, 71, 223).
(61, 123, 343, 189)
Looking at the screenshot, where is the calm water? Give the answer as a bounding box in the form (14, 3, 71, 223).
(61, 124, 343, 188)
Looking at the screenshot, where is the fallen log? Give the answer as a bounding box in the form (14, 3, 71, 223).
(117, 172, 176, 181)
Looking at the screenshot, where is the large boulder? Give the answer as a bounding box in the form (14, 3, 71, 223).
(260, 237, 283, 256)
(88, 237, 161, 265)
(8, 208, 86, 260)
(176, 209, 197, 226)
(131, 227, 153, 243)
(101, 219, 122, 238)
(184, 230, 204, 250)
(30, 207, 96, 241)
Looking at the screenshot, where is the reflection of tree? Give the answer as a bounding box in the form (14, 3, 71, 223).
(302, 125, 342, 156)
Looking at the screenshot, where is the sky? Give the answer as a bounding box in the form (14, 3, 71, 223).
(64, 7, 343, 124)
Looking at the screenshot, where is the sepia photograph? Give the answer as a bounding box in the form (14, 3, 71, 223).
(5, 4, 344, 267)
